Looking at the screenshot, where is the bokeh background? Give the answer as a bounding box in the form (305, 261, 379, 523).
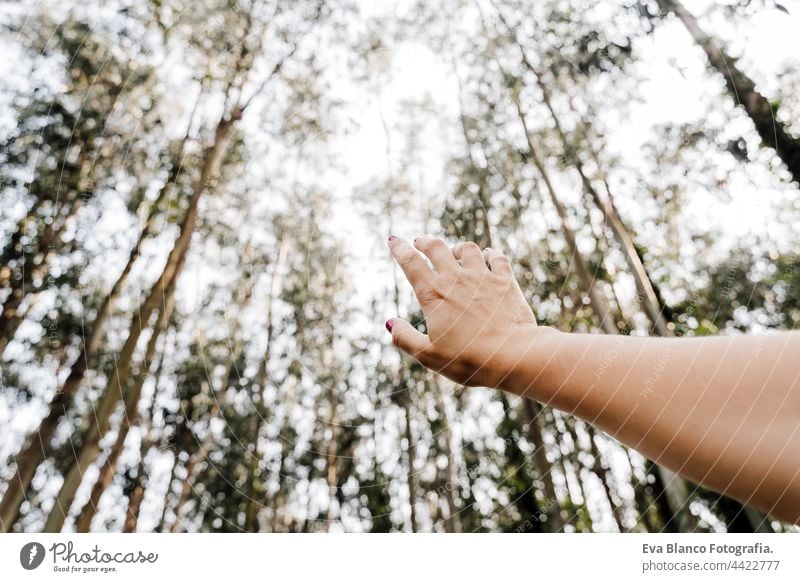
(1, 0, 799, 533)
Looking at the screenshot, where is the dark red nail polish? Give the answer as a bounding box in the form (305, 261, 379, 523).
(388, 235, 397, 241)
(385, 319, 393, 333)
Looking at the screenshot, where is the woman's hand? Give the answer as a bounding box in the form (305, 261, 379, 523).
(386, 234, 553, 389)
(387, 235, 800, 523)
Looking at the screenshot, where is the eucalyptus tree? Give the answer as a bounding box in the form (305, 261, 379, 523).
(651, 0, 800, 186)
(0, 18, 155, 355)
(0, 0, 336, 532)
(0, 12, 161, 532)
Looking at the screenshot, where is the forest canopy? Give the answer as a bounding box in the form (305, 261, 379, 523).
(0, 0, 799, 533)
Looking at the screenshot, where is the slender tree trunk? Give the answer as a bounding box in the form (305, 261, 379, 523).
(123, 476, 147, 533)
(515, 50, 670, 336)
(511, 91, 699, 531)
(41, 105, 239, 532)
(0, 106, 201, 531)
(432, 377, 462, 533)
(152, 455, 178, 533)
(73, 282, 176, 532)
(122, 415, 165, 534)
(325, 401, 340, 526)
(644, 461, 691, 531)
(243, 416, 264, 533)
(521, 399, 564, 531)
(493, 2, 672, 334)
(451, 55, 493, 248)
(533, 40, 773, 532)
(0, 6, 302, 523)
(512, 95, 617, 334)
(0, 138, 96, 329)
(656, 0, 800, 185)
(583, 423, 627, 532)
(553, 413, 591, 530)
(169, 446, 209, 533)
(168, 264, 256, 532)
(243, 237, 288, 532)
(401, 398, 419, 532)
(269, 490, 287, 533)
(379, 106, 421, 534)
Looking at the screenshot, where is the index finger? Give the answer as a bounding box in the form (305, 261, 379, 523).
(388, 235, 434, 295)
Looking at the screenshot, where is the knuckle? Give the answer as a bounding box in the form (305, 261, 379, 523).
(420, 237, 444, 252)
(391, 330, 403, 349)
(420, 352, 443, 372)
(416, 284, 443, 304)
(397, 252, 419, 269)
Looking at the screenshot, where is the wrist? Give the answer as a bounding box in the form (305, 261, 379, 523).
(493, 325, 565, 399)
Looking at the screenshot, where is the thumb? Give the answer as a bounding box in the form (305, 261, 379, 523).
(386, 318, 433, 361)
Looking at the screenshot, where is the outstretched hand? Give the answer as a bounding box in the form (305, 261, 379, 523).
(386, 235, 550, 389)
(386, 235, 800, 524)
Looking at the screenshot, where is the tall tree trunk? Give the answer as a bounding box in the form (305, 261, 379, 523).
(168, 266, 256, 532)
(533, 24, 773, 531)
(0, 106, 201, 531)
(582, 423, 627, 531)
(243, 237, 288, 532)
(511, 94, 617, 334)
(169, 436, 213, 533)
(521, 399, 564, 531)
(151, 455, 179, 533)
(710, 494, 773, 533)
(656, 0, 800, 185)
(0, 3, 305, 524)
(73, 281, 176, 532)
(243, 416, 264, 533)
(511, 90, 698, 532)
(492, 2, 672, 334)
(451, 55, 493, 247)
(513, 48, 671, 336)
(432, 377, 462, 533)
(41, 105, 240, 532)
(123, 474, 147, 533)
(122, 388, 168, 535)
(401, 397, 419, 532)
(324, 400, 340, 526)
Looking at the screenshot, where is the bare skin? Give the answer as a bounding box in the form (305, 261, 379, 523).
(386, 234, 800, 524)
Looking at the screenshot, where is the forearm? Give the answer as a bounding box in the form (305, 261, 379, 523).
(503, 328, 800, 523)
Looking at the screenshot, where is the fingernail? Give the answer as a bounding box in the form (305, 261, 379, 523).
(485, 247, 492, 251)
(388, 235, 397, 241)
(385, 319, 393, 333)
